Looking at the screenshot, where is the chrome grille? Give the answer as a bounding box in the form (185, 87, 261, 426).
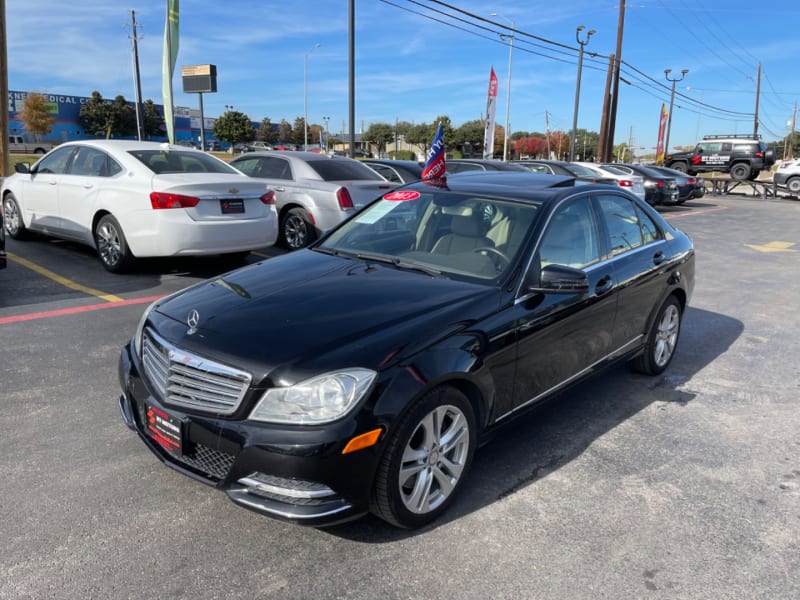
(142, 327, 251, 415)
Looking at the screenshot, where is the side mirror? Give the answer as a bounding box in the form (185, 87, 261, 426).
(530, 264, 589, 293)
(14, 162, 31, 174)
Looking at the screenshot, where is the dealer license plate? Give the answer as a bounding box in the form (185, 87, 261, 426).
(145, 404, 183, 455)
(220, 199, 245, 214)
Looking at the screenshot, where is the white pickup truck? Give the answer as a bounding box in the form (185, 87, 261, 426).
(8, 135, 54, 154)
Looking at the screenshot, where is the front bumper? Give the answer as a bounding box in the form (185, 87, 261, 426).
(117, 343, 381, 527)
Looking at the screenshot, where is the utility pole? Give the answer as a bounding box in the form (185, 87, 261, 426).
(129, 10, 145, 141)
(597, 54, 614, 162)
(569, 25, 595, 162)
(605, 0, 626, 162)
(664, 68, 688, 160)
(545, 110, 551, 158)
(0, 0, 9, 177)
(753, 62, 761, 138)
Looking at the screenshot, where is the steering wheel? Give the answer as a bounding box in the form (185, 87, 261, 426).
(473, 246, 511, 270)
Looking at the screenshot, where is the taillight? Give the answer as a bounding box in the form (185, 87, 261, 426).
(260, 190, 276, 205)
(150, 191, 200, 209)
(656, 181, 665, 188)
(336, 187, 354, 209)
(618, 179, 633, 187)
(687, 178, 697, 184)
(755, 151, 763, 158)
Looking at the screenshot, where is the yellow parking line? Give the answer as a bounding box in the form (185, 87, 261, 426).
(7, 252, 124, 302)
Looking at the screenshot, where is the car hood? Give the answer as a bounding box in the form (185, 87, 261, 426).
(150, 250, 501, 384)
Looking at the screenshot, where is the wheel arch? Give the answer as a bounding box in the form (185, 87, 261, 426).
(91, 209, 113, 249)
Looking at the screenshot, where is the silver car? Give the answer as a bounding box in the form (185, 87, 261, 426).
(231, 151, 398, 250)
(572, 162, 647, 202)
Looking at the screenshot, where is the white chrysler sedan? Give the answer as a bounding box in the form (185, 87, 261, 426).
(1, 140, 278, 272)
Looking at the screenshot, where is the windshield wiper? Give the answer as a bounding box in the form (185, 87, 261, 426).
(355, 252, 442, 277)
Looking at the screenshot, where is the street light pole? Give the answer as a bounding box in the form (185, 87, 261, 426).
(304, 43, 320, 151)
(569, 25, 595, 162)
(491, 12, 513, 161)
(322, 115, 330, 152)
(664, 68, 688, 161)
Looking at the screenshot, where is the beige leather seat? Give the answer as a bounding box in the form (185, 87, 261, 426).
(432, 213, 494, 255)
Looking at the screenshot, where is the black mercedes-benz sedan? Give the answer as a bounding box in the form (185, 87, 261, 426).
(118, 171, 695, 529)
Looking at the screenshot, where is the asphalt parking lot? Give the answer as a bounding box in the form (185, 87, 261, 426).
(1, 193, 799, 599)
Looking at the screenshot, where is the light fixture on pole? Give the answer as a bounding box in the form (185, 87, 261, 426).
(225, 104, 234, 112)
(491, 12, 513, 161)
(304, 43, 320, 151)
(664, 68, 688, 161)
(569, 25, 595, 162)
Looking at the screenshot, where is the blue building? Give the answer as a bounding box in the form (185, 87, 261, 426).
(7, 90, 197, 144)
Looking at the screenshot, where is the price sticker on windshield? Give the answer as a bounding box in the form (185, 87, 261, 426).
(383, 191, 420, 202)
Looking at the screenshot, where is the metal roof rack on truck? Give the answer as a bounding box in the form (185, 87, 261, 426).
(702, 134, 761, 140)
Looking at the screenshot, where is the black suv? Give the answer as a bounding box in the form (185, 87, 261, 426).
(665, 134, 776, 181)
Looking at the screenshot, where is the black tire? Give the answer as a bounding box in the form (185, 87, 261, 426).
(730, 163, 750, 181)
(372, 386, 476, 529)
(631, 295, 682, 376)
(747, 170, 760, 181)
(94, 214, 134, 273)
(3, 193, 30, 240)
(279, 207, 316, 251)
(785, 177, 800, 195)
(670, 162, 688, 173)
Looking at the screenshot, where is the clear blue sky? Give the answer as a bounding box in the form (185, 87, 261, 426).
(7, 1, 800, 153)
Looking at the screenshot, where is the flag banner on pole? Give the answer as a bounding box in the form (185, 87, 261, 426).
(656, 103, 668, 165)
(483, 67, 499, 159)
(162, 0, 179, 144)
(421, 122, 447, 187)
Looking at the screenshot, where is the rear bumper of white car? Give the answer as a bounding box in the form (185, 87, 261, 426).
(124, 210, 278, 257)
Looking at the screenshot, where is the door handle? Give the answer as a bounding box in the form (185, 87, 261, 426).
(595, 274, 613, 295)
(274, 186, 286, 192)
(83, 183, 94, 189)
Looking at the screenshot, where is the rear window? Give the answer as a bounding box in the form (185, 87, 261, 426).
(307, 159, 385, 181)
(128, 149, 239, 175)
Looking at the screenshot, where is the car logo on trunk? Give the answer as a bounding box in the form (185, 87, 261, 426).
(187, 309, 200, 333)
(228, 188, 239, 194)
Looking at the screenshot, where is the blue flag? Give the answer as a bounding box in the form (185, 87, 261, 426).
(421, 122, 446, 186)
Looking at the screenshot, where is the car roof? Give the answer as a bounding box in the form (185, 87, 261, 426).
(56, 139, 201, 152)
(399, 171, 594, 204)
(363, 159, 423, 168)
(234, 150, 358, 161)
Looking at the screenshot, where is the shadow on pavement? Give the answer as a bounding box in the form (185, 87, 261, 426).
(323, 306, 743, 542)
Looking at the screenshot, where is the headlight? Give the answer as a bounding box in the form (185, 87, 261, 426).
(249, 369, 377, 424)
(132, 298, 161, 357)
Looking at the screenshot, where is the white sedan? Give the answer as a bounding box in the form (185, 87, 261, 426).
(1, 140, 278, 272)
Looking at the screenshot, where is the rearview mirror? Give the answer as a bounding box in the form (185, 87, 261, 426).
(14, 162, 31, 174)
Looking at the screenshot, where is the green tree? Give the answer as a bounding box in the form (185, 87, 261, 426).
(142, 99, 164, 139)
(363, 122, 395, 157)
(453, 119, 485, 156)
(405, 122, 432, 158)
(111, 95, 137, 138)
(292, 117, 307, 146)
(258, 117, 278, 143)
(278, 119, 293, 143)
(431, 116, 455, 147)
(213, 110, 256, 147)
(19, 92, 55, 140)
(78, 91, 136, 138)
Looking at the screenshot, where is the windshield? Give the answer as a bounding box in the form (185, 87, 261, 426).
(128, 149, 240, 175)
(318, 189, 540, 283)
